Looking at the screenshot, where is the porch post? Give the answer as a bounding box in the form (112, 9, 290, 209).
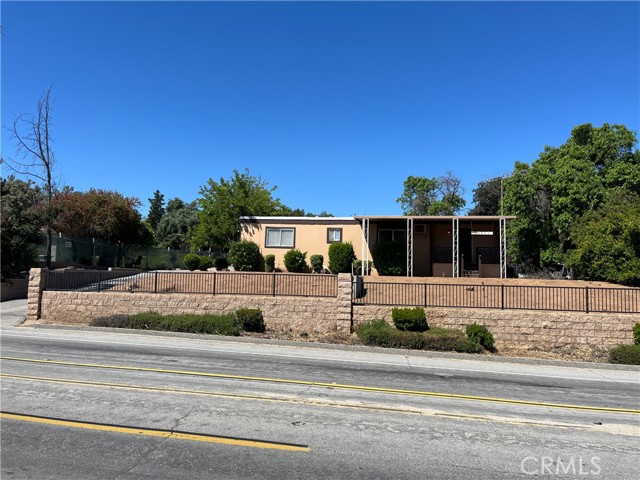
(361, 218, 370, 275)
(452, 218, 459, 277)
(499, 217, 507, 279)
(407, 217, 414, 277)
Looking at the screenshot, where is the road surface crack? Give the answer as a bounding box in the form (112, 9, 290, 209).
(110, 412, 191, 480)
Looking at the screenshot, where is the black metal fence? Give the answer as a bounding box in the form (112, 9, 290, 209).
(44, 270, 338, 298)
(352, 281, 640, 314)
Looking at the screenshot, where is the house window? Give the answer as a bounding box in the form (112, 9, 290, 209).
(327, 228, 342, 243)
(266, 227, 295, 248)
(378, 229, 407, 243)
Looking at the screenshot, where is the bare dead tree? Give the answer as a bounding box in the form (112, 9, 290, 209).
(3, 87, 57, 269)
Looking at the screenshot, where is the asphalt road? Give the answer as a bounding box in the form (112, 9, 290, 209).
(1, 314, 639, 479)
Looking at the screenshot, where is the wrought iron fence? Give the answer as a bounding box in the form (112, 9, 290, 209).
(44, 270, 338, 298)
(352, 281, 640, 314)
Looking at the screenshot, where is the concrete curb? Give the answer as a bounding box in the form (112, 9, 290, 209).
(18, 322, 640, 372)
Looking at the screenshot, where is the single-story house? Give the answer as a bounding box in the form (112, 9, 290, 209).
(240, 215, 515, 278)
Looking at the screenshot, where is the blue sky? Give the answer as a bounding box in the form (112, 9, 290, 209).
(2, 1, 639, 217)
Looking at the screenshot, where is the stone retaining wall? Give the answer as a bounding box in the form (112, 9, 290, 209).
(29, 269, 353, 334)
(28, 268, 638, 351)
(353, 305, 637, 349)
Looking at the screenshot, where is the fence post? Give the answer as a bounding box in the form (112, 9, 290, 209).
(213, 271, 217, 295)
(272, 272, 276, 297)
(424, 283, 427, 307)
(501, 284, 505, 310)
(97, 271, 102, 292)
(154, 271, 158, 294)
(585, 287, 589, 313)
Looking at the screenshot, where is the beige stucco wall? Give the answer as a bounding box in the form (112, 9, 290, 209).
(242, 219, 373, 273)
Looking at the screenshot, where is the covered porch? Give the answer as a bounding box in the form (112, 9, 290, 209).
(355, 215, 514, 279)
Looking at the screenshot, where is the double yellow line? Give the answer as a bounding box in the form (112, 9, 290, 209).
(2, 356, 639, 415)
(0, 411, 310, 452)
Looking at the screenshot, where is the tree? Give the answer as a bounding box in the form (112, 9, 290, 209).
(0, 176, 45, 280)
(397, 171, 465, 215)
(51, 189, 153, 246)
(566, 189, 640, 286)
(3, 87, 56, 269)
(469, 177, 504, 215)
(147, 190, 165, 231)
(192, 169, 285, 251)
(155, 198, 199, 249)
(504, 123, 640, 275)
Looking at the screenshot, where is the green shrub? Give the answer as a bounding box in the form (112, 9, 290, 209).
(94, 311, 240, 335)
(356, 320, 424, 349)
(183, 253, 201, 271)
(609, 344, 640, 365)
(424, 329, 483, 353)
(353, 259, 373, 275)
(264, 254, 276, 272)
(198, 255, 214, 271)
(633, 323, 640, 345)
(466, 323, 495, 351)
(283, 249, 307, 273)
(310, 254, 324, 273)
(235, 308, 265, 333)
(228, 240, 263, 271)
(371, 241, 406, 276)
(328, 242, 356, 273)
(214, 257, 229, 270)
(392, 307, 428, 332)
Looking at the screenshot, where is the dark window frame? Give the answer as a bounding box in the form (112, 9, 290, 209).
(327, 228, 343, 243)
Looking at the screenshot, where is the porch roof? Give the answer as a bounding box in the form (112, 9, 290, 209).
(353, 215, 516, 222)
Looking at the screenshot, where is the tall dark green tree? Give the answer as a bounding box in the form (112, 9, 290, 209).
(397, 171, 465, 215)
(155, 198, 199, 250)
(147, 190, 165, 231)
(192, 169, 285, 251)
(0, 176, 45, 280)
(469, 177, 504, 215)
(503, 123, 640, 279)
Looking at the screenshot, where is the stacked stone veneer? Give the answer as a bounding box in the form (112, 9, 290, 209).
(28, 269, 353, 334)
(353, 305, 637, 349)
(28, 268, 638, 350)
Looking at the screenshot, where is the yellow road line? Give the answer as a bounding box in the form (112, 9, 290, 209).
(0, 411, 310, 452)
(2, 355, 638, 415)
(0, 373, 582, 430)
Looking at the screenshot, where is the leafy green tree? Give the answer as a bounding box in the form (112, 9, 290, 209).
(155, 198, 199, 250)
(469, 177, 503, 215)
(147, 190, 165, 231)
(504, 123, 640, 275)
(52, 189, 153, 246)
(192, 169, 285, 250)
(397, 171, 465, 215)
(566, 189, 640, 286)
(0, 176, 45, 280)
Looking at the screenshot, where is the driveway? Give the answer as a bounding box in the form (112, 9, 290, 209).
(0, 299, 27, 327)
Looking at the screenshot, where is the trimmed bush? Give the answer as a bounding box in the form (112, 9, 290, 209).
(183, 253, 201, 271)
(92, 312, 240, 336)
(609, 344, 640, 365)
(235, 308, 265, 333)
(353, 259, 373, 275)
(633, 323, 640, 345)
(466, 323, 495, 351)
(264, 254, 276, 272)
(424, 328, 482, 353)
(198, 255, 214, 271)
(392, 307, 428, 332)
(214, 257, 228, 270)
(371, 241, 406, 276)
(283, 249, 307, 273)
(328, 242, 356, 273)
(310, 254, 324, 273)
(228, 240, 263, 271)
